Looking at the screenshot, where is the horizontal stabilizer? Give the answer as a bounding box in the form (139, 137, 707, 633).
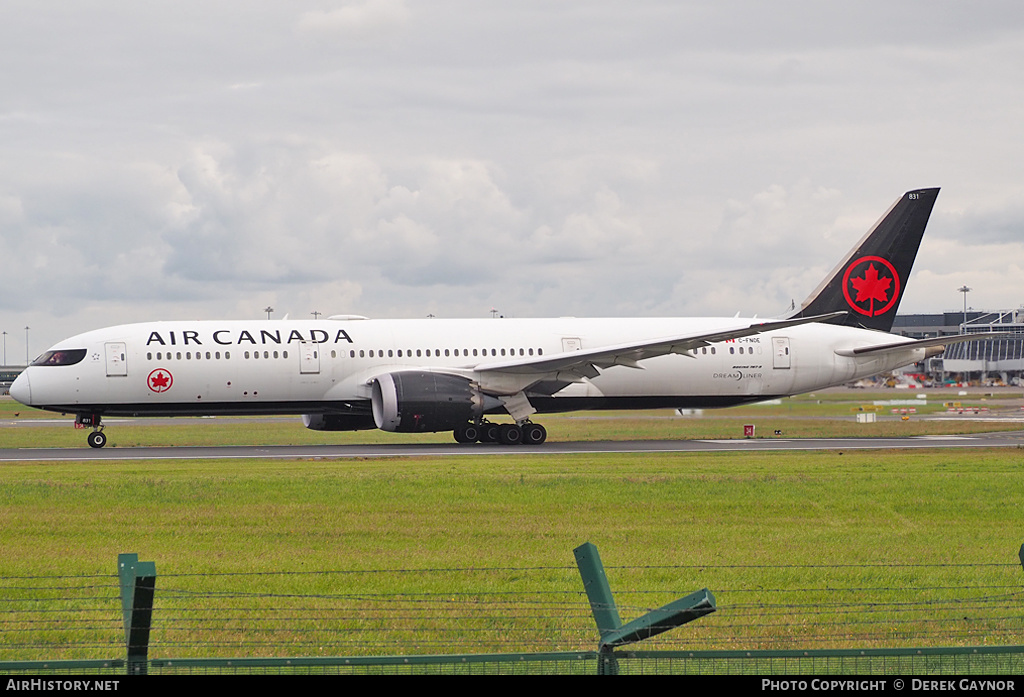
(835, 332, 1004, 357)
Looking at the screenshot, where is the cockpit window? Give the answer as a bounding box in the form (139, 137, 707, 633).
(31, 349, 88, 367)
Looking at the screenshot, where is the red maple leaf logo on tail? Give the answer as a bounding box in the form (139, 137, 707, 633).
(841, 256, 900, 317)
(850, 263, 892, 314)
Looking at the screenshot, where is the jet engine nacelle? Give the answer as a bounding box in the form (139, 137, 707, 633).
(302, 413, 377, 431)
(370, 371, 499, 433)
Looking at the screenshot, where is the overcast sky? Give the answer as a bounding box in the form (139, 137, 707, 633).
(2, 1, 1022, 358)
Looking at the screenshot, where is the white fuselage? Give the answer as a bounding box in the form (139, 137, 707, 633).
(11, 317, 923, 419)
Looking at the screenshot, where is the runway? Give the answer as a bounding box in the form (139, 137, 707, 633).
(2, 429, 1023, 462)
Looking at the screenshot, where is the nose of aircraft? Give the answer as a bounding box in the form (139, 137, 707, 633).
(9, 370, 31, 406)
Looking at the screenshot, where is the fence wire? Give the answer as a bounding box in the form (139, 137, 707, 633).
(1, 562, 1022, 666)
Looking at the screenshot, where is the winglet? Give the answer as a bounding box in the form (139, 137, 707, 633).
(793, 189, 939, 332)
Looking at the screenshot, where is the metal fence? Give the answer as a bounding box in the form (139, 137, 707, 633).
(3, 549, 1023, 676)
(3, 646, 1024, 676)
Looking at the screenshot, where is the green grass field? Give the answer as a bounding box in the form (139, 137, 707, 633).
(2, 447, 1023, 659)
(2, 390, 1023, 659)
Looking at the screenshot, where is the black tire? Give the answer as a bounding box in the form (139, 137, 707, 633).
(453, 424, 480, 444)
(521, 423, 547, 445)
(87, 431, 107, 449)
(479, 423, 500, 443)
(498, 423, 522, 445)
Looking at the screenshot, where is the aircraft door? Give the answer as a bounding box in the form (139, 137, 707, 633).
(772, 337, 791, 369)
(105, 342, 128, 376)
(561, 337, 582, 352)
(299, 342, 320, 374)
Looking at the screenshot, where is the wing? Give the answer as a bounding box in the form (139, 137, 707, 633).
(474, 311, 847, 380)
(834, 332, 1004, 357)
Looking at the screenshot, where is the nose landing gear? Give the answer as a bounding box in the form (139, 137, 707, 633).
(76, 413, 106, 448)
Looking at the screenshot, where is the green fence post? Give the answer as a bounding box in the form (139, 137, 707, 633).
(118, 553, 156, 676)
(575, 541, 717, 675)
(574, 542, 622, 674)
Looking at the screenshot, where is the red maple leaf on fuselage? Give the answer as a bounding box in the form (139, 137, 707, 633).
(850, 263, 892, 311)
(150, 372, 170, 389)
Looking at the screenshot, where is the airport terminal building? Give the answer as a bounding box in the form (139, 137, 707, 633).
(892, 309, 1024, 385)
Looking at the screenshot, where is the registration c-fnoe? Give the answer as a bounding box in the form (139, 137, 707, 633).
(11, 188, 990, 448)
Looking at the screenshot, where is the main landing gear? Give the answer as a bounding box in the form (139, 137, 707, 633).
(76, 413, 106, 448)
(453, 420, 547, 445)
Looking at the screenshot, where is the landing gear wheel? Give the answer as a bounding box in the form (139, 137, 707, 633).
(453, 424, 480, 444)
(498, 423, 523, 445)
(521, 422, 547, 445)
(478, 422, 500, 443)
(87, 431, 107, 449)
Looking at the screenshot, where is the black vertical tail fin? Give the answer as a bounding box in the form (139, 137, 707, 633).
(792, 188, 939, 332)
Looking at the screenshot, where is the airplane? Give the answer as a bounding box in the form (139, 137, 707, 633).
(10, 187, 991, 449)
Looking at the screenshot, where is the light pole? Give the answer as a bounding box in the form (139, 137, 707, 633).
(264, 306, 274, 320)
(24, 326, 30, 365)
(311, 310, 321, 320)
(957, 286, 971, 333)
(2, 331, 6, 366)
